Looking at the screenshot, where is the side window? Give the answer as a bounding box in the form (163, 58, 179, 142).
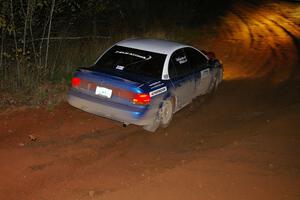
(185, 47, 208, 71)
(168, 49, 192, 79)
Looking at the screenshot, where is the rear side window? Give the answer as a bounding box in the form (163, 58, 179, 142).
(168, 49, 192, 79)
(93, 45, 167, 79)
(184, 47, 207, 71)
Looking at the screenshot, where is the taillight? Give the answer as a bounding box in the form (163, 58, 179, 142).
(71, 77, 81, 88)
(132, 93, 151, 105)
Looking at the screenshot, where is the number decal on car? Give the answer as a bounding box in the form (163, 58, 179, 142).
(201, 68, 210, 78)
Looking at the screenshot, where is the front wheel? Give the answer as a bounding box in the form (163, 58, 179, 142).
(208, 69, 220, 93)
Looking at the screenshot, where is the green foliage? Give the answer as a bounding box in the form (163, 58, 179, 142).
(0, 15, 7, 28)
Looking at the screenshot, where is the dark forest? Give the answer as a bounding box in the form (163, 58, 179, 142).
(0, 0, 232, 100)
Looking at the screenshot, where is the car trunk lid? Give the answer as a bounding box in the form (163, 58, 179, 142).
(72, 68, 149, 106)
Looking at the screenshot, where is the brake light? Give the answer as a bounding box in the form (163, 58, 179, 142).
(132, 93, 151, 105)
(71, 77, 81, 88)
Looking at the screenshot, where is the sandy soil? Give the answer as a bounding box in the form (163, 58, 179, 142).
(1, 1, 300, 200)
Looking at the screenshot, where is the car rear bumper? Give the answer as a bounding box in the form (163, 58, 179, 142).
(67, 89, 157, 126)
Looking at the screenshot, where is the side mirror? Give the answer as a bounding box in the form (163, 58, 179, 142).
(202, 50, 216, 60)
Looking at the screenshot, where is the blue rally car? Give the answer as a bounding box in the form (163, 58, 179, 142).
(68, 39, 223, 132)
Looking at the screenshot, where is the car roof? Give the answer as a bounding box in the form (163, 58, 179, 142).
(116, 38, 190, 55)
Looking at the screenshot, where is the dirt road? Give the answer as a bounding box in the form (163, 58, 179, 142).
(1, 1, 300, 200)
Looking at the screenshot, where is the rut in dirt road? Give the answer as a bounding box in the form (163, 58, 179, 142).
(210, 1, 300, 82)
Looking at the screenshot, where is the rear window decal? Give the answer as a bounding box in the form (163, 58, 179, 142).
(149, 86, 167, 97)
(115, 50, 152, 60)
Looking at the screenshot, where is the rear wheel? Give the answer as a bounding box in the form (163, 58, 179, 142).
(143, 99, 174, 132)
(160, 99, 173, 128)
(143, 117, 160, 132)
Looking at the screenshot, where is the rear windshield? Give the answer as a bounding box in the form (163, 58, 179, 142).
(92, 45, 166, 79)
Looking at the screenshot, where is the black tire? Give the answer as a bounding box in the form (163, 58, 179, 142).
(143, 115, 160, 132)
(208, 69, 220, 94)
(160, 99, 174, 128)
(143, 99, 174, 132)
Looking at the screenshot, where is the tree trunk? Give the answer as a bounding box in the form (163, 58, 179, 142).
(44, 0, 55, 75)
(39, 18, 49, 70)
(0, 29, 4, 70)
(28, 0, 37, 65)
(20, 0, 30, 54)
(10, 0, 21, 87)
(0, 28, 5, 88)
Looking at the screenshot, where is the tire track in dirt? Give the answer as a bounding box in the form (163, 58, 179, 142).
(268, 18, 300, 80)
(0, 125, 142, 199)
(211, 1, 300, 83)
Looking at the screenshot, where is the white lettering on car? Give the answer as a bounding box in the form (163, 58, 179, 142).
(115, 51, 152, 60)
(149, 86, 167, 97)
(149, 81, 161, 87)
(116, 65, 125, 70)
(151, 83, 164, 89)
(175, 56, 187, 64)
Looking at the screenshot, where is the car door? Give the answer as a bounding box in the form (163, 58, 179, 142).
(168, 48, 195, 110)
(184, 47, 210, 96)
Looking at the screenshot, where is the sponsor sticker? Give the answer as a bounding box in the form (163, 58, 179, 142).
(115, 51, 152, 60)
(149, 81, 161, 87)
(149, 86, 167, 97)
(201, 68, 210, 78)
(176, 56, 187, 64)
(151, 83, 164, 89)
(116, 65, 125, 70)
